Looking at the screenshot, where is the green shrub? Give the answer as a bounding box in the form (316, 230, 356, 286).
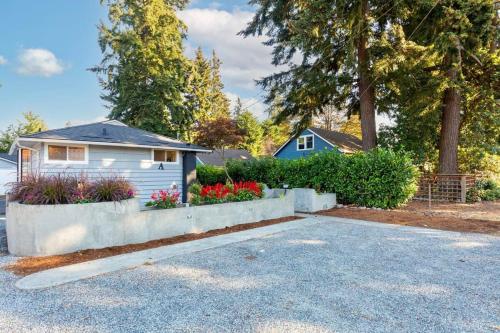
(198, 149, 419, 209)
(196, 165, 226, 185)
(467, 178, 500, 202)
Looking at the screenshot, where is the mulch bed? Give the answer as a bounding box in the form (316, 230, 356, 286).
(318, 207, 500, 235)
(4, 216, 302, 276)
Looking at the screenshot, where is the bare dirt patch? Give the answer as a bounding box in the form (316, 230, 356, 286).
(318, 201, 500, 235)
(5, 216, 302, 276)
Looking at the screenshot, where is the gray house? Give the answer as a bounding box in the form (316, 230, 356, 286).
(8, 120, 210, 203)
(0, 153, 17, 195)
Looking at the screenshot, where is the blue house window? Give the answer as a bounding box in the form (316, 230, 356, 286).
(297, 135, 314, 151)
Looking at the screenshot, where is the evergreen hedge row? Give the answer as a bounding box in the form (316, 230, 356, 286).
(197, 149, 420, 209)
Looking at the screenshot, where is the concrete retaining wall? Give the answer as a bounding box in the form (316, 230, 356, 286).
(293, 188, 336, 213)
(6, 191, 294, 257)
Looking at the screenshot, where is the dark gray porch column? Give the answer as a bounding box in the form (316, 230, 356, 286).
(182, 152, 197, 203)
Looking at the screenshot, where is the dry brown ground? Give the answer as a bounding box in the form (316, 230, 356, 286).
(318, 200, 500, 236)
(5, 216, 302, 276)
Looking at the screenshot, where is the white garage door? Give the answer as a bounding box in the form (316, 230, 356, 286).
(0, 168, 17, 195)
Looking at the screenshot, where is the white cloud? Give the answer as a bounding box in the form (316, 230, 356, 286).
(0, 55, 7, 65)
(179, 8, 277, 92)
(226, 91, 268, 120)
(17, 48, 65, 77)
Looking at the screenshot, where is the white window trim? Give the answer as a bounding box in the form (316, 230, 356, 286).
(297, 134, 314, 151)
(44, 143, 89, 165)
(151, 149, 180, 165)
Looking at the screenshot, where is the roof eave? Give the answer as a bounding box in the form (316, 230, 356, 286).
(15, 137, 212, 153)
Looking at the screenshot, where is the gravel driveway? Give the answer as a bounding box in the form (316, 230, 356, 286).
(0, 217, 499, 332)
(0, 216, 7, 255)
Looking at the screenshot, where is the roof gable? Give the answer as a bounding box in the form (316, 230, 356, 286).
(308, 127, 362, 153)
(273, 127, 362, 156)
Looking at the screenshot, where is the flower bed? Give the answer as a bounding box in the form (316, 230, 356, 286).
(145, 189, 180, 209)
(8, 174, 135, 205)
(189, 181, 264, 205)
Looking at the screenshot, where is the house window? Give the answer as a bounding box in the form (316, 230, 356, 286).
(297, 135, 314, 151)
(153, 149, 178, 163)
(45, 144, 87, 163)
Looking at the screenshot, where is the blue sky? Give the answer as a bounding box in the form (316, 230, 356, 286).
(0, 0, 270, 130)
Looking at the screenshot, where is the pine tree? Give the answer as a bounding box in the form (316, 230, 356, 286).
(379, 0, 498, 173)
(233, 97, 244, 118)
(90, 0, 189, 137)
(236, 110, 264, 156)
(184, 47, 212, 140)
(208, 50, 231, 120)
(241, 0, 406, 150)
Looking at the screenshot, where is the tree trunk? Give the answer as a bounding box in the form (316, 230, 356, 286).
(357, 0, 377, 151)
(438, 63, 461, 174)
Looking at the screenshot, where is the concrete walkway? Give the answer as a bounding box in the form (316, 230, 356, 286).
(0, 215, 499, 332)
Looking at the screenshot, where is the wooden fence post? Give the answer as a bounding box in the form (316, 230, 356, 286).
(460, 176, 467, 203)
(428, 182, 432, 208)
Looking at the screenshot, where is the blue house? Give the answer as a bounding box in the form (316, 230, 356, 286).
(273, 127, 362, 159)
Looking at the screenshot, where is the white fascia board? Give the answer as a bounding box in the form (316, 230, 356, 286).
(14, 137, 212, 153)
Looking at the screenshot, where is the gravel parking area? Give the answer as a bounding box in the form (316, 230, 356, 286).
(0, 216, 7, 255)
(0, 217, 499, 332)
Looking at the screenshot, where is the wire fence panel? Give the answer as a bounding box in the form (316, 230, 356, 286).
(413, 174, 477, 203)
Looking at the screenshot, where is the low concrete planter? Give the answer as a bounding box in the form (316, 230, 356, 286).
(293, 188, 336, 213)
(6, 191, 294, 256)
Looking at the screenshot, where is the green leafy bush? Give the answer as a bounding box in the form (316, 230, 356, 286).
(197, 149, 419, 209)
(196, 165, 226, 185)
(467, 178, 500, 202)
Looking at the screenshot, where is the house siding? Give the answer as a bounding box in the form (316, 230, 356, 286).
(0, 159, 17, 195)
(274, 129, 338, 159)
(27, 144, 182, 204)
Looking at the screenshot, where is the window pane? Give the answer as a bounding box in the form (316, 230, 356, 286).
(154, 150, 165, 162)
(298, 137, 305, 150)
(68, 147, 85, 161)
(306, 136, 313, 149)
(166, 151, 177, 162)
(21, 149, 31, 163)
(48, 145, 67, 161)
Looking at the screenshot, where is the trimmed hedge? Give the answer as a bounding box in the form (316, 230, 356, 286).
(197, 149, 419, 209)
(196, 164, 226, 185)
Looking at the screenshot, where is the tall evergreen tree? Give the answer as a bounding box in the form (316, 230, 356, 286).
(233, 97, 244, 118)
(236, 109, 264, 156)
(241, 0, 404, 151)
(91, 0, 189, 137)
(208, 50, 231, 120)
(379, 0, 498, 173)
(185, 47, 212, 140)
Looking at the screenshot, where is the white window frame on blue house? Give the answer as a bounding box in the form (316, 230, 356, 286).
(297, 134, 314, 151)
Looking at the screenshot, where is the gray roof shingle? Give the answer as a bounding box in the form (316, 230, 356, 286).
(19, 120, 210, 152)
(309, 127, 362, 153)
(0, 153, 17, 164)
(197, 149, 254, 166)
